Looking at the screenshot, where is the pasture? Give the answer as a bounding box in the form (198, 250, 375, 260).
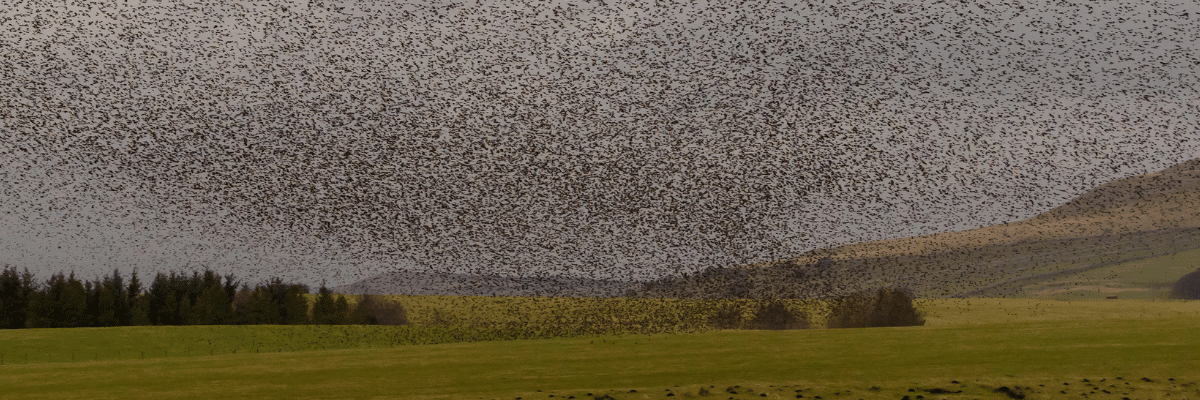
(1, 298, 1198, 399)
(1020, 246, 1200, 300)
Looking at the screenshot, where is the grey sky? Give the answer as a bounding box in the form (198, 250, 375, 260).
(1, 0, 1198, 286)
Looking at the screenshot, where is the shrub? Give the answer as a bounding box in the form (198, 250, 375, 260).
(348, 295, 408, 325)
(744, 300, 809, 330)
(826, 290, 874, 329)
(827, 287, 925, 328)
(1170, 268, 1200, 300)
(707, 301, 743, 329)
(869, 287, 925, 327)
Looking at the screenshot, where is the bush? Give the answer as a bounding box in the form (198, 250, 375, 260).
(827, 287, 925, 328)
(348, 295, 408, 325)
(1170, 268, 1200, 300)
(744, 300, 809, 330)
(707, 301, 744, 329)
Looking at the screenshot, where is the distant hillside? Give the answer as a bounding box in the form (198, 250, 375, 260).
(1041, 158, 1200, 220)
(785, 158, 1200, 265)
(635, 158, 1200, 299)
(332, 270, 640, 298)
(339, 160, 1200, 299)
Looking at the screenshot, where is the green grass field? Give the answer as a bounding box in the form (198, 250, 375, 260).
(0, 324, 572, 364)
(2, 298, 1198, 399)
(1018, 246, 1200, 300)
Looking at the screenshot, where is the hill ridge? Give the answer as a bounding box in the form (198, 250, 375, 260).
(333, 269, 639, 297)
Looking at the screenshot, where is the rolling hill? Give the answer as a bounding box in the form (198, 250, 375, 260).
(637, 158, 1200, 299)
(332, 269, 639, 298)
(341, 159, 1200, 299)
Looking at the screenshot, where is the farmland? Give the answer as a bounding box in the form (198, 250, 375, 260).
(2, 298, 1198, 399)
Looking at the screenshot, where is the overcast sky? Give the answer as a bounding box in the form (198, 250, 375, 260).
(2, 0, 1198, 287)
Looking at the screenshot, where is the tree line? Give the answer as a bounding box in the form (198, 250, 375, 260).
(0, 266, 405, 329)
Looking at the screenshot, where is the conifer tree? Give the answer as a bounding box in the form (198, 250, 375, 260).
(90, 274, 121, 327)
(84, 278, 101, 327)
(192, 285, 233, 325)
(145, 272, 171, 325)
(107, 269, 130, 326)
(0, 266, 36, 329)
(222, 273, 239, 308)
(283, 285, 310, 325)
(29, 272, 89, 328)
(127, 270, 149, 325)
(232, 286, 255, 324)
(312, 285, 340, 325)
(64, 272, 88, 327)
(244, 287, 281, 324)
(333, 295, 351, 325)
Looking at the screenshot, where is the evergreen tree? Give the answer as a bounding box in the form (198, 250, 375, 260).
(127, 269, 149, 326)
(1, 268, 321, 328)
(84, 278, 101, 327)
(191, 285, 233, 325)
(146, 272, 180, 325)
(176, 292, 193, 325)
(231, 286, 254, 324)
(333, 295, 350, 325)
(0, 266, 36, 329)
(107, 269, 130, 327)
(62, 272, 89, 327)
(26, 276, 53, 328)
(248, 278, 311, 325)
(188, 270, 233, 325)
(76, 270, 130, 327)
(144, 271, 210, 325)
(234, 287, 281, 325)
(283, 285, 310, 325)
(312, 285, 340, 325)
(29, 272, 88, 328)
(222, 273, 239, 309)
(249, 287, 281, 324)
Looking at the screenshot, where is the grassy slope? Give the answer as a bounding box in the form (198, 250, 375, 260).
(695, 159, 1200, 298)
(641, 227, 1200, 299)
(0, 324, 550, 365)
(1017, 246, 1200, 300)
(799, 158, 1200, 263)
(2, 299, 1199, 399)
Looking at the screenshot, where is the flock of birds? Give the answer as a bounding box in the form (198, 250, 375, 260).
(1, 0, 1198, 290)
